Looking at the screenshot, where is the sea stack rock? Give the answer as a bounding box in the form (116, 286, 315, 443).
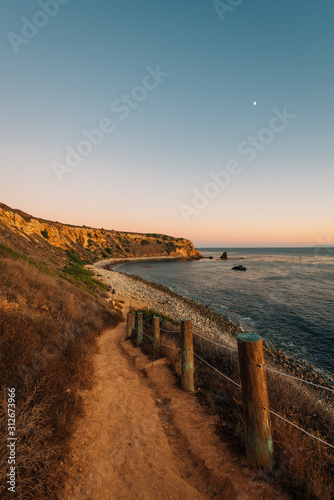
(220, 251, 228, 260)
(232, 265, 246, 271)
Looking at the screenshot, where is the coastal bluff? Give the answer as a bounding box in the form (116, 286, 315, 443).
(0, 202, 201, 266)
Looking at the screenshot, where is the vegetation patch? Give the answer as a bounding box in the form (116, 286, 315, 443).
(136, 307, 178, 326)
(166, 241, 176, 251)
(41, 229, 49, 239)
(0, 245, 56, 277)
(0, 252, 122, 498)
(61, 263, 107, 293)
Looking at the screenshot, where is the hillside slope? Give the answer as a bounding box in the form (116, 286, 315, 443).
(0, 247, 123, 499)
(0, 203, 201, 268)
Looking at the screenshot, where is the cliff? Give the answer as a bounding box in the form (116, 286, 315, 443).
(0, 203, 201, 267)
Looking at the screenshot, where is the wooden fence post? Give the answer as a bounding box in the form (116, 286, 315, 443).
(136, 312, 143, 347)
(153, 317, 160, 354)
(181, 319, 194, 392)
(126, 312, 132, 339)
(237, 333, 273, 469)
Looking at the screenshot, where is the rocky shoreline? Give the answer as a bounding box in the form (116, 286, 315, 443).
(88, 261, 334, 404)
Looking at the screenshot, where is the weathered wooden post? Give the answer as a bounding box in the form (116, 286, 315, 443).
(237, 333, 273, 469)
(136, 312, 143, 347)
(126, 312, 132, 339)
(153, 317, 160, 354)
(181, 319, 194, 392)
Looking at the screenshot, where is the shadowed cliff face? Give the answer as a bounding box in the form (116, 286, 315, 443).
(0, 203, 201, 266)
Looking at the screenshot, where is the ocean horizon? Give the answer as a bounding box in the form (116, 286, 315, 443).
(114, 247, 334, 379)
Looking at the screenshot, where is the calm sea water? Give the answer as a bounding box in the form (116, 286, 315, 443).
(114, 248, 334, 378)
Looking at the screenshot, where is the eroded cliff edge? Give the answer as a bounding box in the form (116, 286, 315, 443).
(0, 202, 201, 267)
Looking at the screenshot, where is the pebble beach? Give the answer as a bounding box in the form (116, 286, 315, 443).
(87, 258, 334, 405)
(88, 260, 241, 350)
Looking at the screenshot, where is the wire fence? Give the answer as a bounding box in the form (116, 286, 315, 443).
(261, 365, 334, 393)
(130, 311, 334, 451)
(142, 330, 181, 351)
(264, 407, 334, 450)
(193, 351, 241, 389)
(192, 329, 238, 352)
(143, 320, 180, 334)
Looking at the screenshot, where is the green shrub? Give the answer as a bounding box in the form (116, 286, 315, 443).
(136, 308, 178, 326)
(116, 244, 122, 251)
(0, 245, 55, 276)
(65, 249, 86, 265)
(41, 229, 49, 239)
(105, 247, 112, 254)
(162, 235, 169, 241)
(61, 263, 107, 291)
(141, 240, 150, 246)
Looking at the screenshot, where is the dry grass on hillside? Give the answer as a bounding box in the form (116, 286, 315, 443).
(0, 255, 123, 499)
(134, 309, 334, 500)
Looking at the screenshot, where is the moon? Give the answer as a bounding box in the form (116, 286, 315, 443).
(253, 101, 257, 106)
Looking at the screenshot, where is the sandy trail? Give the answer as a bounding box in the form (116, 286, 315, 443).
(61, 303, 289, 500)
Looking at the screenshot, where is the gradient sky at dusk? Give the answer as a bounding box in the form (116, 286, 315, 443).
(1, 1, 333, 247)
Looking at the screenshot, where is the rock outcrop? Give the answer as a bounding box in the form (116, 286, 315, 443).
(232, 265, 246, 271)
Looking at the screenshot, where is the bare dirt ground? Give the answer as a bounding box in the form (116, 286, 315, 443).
(61, 301, 290, 500)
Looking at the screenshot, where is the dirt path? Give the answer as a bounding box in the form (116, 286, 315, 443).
(61, 304, 290, 500)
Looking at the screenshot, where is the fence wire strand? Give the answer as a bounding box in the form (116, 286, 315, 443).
(143, 321, 153, 329)
(142, 330, 181, 351)
(130, 313, 334, 450)
(261, 365, 334, 393)
(264, 407, 334, 449)
(193, 351, 241, 389)
(160, 326, 181, 334)
(192, 330, 238, 352)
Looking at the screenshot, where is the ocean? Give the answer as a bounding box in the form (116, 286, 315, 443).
(114, 248, 334, 379)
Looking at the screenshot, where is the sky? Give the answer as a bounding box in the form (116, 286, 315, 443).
(1, 0, 333, 247)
